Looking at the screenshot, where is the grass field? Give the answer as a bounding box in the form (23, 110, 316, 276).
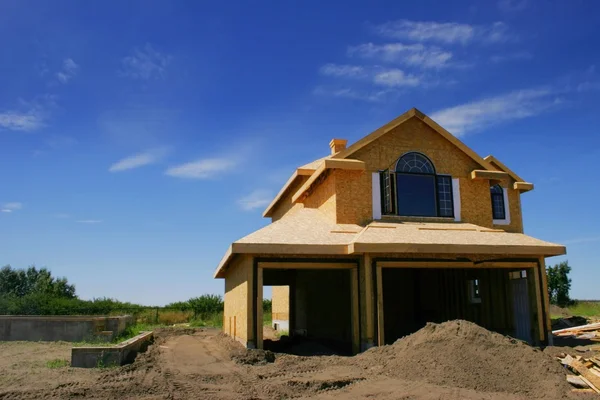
(567, 300, 600, 318)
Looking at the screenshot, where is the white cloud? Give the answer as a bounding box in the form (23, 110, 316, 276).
(56, 58, 79, 84)
(373, 69, 420, 87)
(320, 64, 366, 78)
(120, 44, 172, 80)
(77, 219, 102, 224)
(348, 43, 453, 69)
(373, 20, 511, 45)
(313, 86, 393, 102)
(431, 88, 560, 135)
(165, 158, 236, 179)
(490, 51, 533, 63)
(0, 95, 56, 132)
(1, 202, 22, 213)
(237, 189, 274, 211)
(109, 148, 168, 172)
(498, 0, 528, 12)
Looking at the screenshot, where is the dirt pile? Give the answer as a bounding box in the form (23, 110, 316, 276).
(357, 320, 571, 398)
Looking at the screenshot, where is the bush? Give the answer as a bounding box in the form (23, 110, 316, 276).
(547, 261, 572, 307)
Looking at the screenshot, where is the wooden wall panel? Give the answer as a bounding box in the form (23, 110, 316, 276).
(303, 171, 337, 223)
(223, 255, 253, 346)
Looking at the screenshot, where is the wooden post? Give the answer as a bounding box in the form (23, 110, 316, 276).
(233, 316, 237, 340)
(376, 265, 385, 346)
(351, 267, 360, 354)
(538, 257, 552, 344)
(528, 267, 544, 343)
(256, 267, 263, 350)
(363, 254, 374, 348)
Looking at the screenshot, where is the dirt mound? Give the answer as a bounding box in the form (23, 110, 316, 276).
(357, 320, 571, 398)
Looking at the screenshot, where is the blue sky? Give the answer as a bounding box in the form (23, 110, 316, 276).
(1, 0, 599, 305)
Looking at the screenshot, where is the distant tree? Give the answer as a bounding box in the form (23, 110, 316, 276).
(0, 265, 76, 299)
(547, 260, 572, 307)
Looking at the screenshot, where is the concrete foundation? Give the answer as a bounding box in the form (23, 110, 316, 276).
(71, 331, 153, 368)
(0, 315, 134, 342)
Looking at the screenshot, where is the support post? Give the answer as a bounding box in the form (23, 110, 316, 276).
(528, 267, 544, 344)
(256, 267, 263, 350)
(376, 265, 385, 346)
(351, 267, 360, 354)
(363, 254, 374, 350)
(538, 257, 552, 345)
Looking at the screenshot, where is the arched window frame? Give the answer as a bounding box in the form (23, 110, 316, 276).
(380, 152, 454, 218)
(490, 184, 506, 220)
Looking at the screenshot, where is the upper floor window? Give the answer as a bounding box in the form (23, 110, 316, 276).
(380, 152, 454, 218)
(490, 184, 506, 220)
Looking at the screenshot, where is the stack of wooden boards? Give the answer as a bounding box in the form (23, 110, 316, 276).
(553, 322, 600, 341)
(558, 351, 600, 395)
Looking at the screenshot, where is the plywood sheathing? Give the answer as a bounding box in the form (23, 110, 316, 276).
(303, 170, 337, 223)
(223, 254, 253, 346)
(485, 155, 534, 193)
(214, 210, 565, 278)
(270, 175, 310, 222)
(263, 170, 313, 219)
(271, 286, 290, 322)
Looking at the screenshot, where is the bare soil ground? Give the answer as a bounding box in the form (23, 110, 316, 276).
(0, 321, 595, 399)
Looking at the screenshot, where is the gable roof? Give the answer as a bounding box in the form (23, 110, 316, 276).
(484, 155, 525, 182)
(332, 108, 496, 171)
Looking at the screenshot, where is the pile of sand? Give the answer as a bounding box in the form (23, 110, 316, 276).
(357, 320, 571, 398)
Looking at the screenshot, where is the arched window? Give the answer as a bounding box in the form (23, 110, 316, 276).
(380, 152, 454, 218)
(490, 185, 506, 220)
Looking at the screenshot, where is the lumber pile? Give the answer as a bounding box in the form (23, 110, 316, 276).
(557, 353, 600, 394)
(552, 322, 600, 341)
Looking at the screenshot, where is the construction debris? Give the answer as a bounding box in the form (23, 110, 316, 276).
(558, 352, 600, 394)
(553, 321, 600, 340)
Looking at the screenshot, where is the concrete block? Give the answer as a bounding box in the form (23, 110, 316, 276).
(71, 331, 153, 368)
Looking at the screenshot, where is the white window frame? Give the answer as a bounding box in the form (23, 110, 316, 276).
(372, 172, 382, 220)
(492, 187, 511, 225)
(452, 178, 461, 222)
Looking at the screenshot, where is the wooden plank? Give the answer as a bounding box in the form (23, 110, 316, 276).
(477, 262, 538, 269)
(351, 267, 360, 355)
(257, 262, 356, 270)
(470, 169, 509, 181)
(567, 375, 589, 388)
(377, 261, 474, 269)
(363, 254, 374, 346)
(571, 360, 600, 393)
(376, 266, 385, 346)
(553, 322, 600, 334)
(256, 267, 263, 350)
(233, 316, 236, 340)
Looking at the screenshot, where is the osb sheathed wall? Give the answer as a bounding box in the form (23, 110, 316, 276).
(334, 169, 371, 225)
(271, 176, 310, 222)
(493, 181, 524, 233)
(271, 285, 290, 322)
(303, 170, 337, 223)
(331, 116, 514, 229)
(223, 255, 253, 346)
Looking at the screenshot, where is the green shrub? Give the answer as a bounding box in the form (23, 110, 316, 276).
(46, 359, 69, 368)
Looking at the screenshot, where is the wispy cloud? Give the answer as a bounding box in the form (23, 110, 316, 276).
(165, 157, 236, 179)
(498, 0, 528, 12)
(490, 51, 533, 63)
(76, 219, 102, 224)
(1, 202, 23, 213)
(313, 86, 393, 102)
(120, 44, 172, 80)
(0, 95, 56, 132)
(320, 64, 366, 78)
(348, 43, 453, 69)
(319, 64, 420, 88)
(431, 88, 561, 135)
(373, 20, 511, 45)
(237, 189, 274, 211)
(56, 58, 79, 84)
(373, 69, 420, 87)
(109, 148, 168, 172)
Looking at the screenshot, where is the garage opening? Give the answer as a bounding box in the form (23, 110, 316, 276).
(262, 268, 354, 356)
(381, 268, 528, 344)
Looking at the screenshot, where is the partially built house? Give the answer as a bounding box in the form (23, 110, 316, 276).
(214, 108, 565, 354)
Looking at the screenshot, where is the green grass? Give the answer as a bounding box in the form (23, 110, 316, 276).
(274, 329, 288, 338)
(567, 301, 600, 318)
(189, 311, 224, 328)
(263, 311, 272, 327)
(46, 359, 69, 368)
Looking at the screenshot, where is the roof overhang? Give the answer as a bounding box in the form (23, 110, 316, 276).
(291, 158, 366, 203)
(262, 168, 314, 218)
(484, 155, 534, 193)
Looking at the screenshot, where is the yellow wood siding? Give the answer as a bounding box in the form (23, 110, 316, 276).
(223, 255, 253, 345)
